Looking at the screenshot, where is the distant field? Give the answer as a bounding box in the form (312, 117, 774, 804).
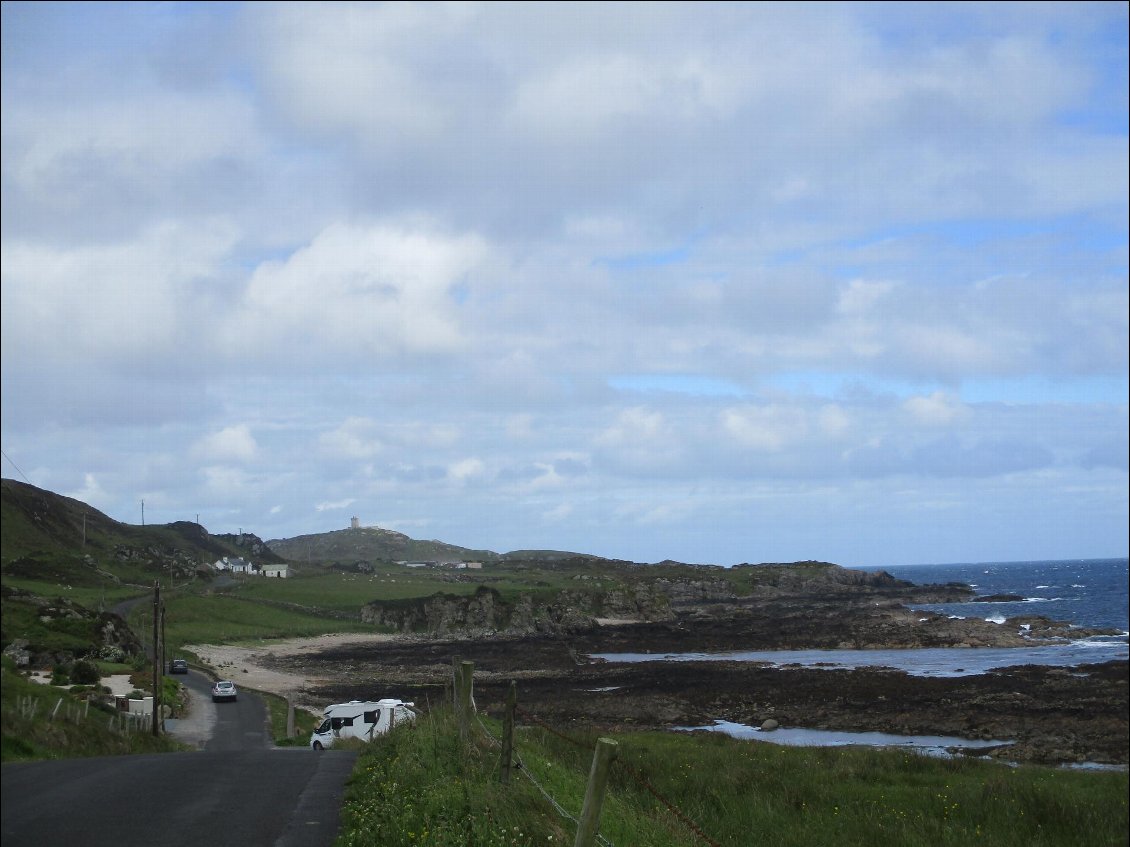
(150, 593, 373, 650)
(0, 576, 147, 610)
(227, 562, 635, 607)
(231, 568, 485, 608)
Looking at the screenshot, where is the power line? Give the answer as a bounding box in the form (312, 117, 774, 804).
(0, 449, 32, 485)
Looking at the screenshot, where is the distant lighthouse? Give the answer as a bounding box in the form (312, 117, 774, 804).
(350, 516, 360, 530)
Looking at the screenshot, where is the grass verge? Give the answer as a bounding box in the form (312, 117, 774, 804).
(337, 707, 1129, 847)
(0, 658, 187, 761)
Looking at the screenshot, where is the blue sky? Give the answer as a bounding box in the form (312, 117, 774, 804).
(2, 2, 1126, 568)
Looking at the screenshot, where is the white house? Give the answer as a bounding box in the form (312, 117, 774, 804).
(214, 556, 252, 574)
(261, 564, 289, 578)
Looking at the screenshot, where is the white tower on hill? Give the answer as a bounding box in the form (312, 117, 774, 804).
(350, 516, 360, 529)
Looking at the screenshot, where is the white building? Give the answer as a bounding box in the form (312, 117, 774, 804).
(214, 556, 252, 574)
(261, 564, 289, 578)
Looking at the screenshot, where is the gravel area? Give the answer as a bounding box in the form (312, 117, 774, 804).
(184, 633, 401, 712)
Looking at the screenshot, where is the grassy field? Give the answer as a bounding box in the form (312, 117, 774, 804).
(338, 706, 1130, 847)
(232, 567, 487, 608)
(2, 575, 149, 610)
(138, 592, 375, 654)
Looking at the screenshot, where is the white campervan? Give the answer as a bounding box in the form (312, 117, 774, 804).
(309, 698, 417, 750)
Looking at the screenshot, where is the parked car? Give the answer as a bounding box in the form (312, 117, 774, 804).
(211, 680, 237, 702)
(169, 659, 188, 674)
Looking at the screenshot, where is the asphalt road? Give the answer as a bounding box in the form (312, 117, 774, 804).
(1, 670, 357, 847)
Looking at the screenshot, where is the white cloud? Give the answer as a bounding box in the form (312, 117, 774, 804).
(193, 425, 258, 463)
(225, 221, 486, 363)
(315, 499, 355, 512)
(903, 392, 973, 427)
(721, 405, 809, 452)
(447, 458, 485, 484)
(319, 418, 384, 461)
(1, 220, 237, 366)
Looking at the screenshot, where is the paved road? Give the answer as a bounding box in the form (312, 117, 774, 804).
(1, 670, 356, 847)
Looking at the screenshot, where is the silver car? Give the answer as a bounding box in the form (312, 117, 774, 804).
(211, 680, 237, 702)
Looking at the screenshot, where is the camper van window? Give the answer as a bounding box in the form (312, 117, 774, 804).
(341, 717, 353, 727)
(317, 719, 331, 734)
(364, 710, 378, 723)
(331, 717, 343, 730)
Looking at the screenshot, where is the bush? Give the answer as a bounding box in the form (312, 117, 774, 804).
(96, 645, 127, 663)
(70, 660, 101, 686)
(50, 665, 70, 685)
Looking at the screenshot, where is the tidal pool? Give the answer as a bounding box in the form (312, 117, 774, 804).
(679, 720, 1013, 757)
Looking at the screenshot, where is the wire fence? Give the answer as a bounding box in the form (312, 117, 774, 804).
(512, 705, 722, 847)
(476, 709, 615, 847)
(451, 658, 721, 846)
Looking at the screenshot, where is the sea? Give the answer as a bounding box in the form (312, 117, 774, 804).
(878, 557, 1129, 633)
(594, 558, 1129, 677)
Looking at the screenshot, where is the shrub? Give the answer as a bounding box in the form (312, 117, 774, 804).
(70, 660, 101, 686)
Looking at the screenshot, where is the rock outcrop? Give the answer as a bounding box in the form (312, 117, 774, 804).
(358, 562, 982, 638)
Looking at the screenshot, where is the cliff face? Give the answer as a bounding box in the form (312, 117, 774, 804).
(361, 583, 677, 636)
(358, 563, 968, 637)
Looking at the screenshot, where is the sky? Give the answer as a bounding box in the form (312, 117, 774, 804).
(2, 2, 1127, 569)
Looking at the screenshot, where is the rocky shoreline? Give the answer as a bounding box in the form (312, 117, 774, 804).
(263, 595, 1128, 768)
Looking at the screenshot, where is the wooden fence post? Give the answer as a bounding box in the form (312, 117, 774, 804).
(450, 655, 461, 707)
(457, 660, 474, 744)
(574, 738, 618, 847)
(286, 699, 295, 738)
(499, 680, 517, 784)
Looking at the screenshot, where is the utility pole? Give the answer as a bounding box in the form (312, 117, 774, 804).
(151, 581, 160, 737)
(141, 500, 145, 526)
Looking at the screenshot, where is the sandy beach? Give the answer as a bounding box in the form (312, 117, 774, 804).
(183, 632, 402, 711)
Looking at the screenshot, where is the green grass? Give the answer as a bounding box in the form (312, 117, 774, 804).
(0, 659, 187, 761)
(337, 708, 1130, 847)
(233, 568, 486, 609)
(260, 690, 321, 746)
(143, 593, 374, 651)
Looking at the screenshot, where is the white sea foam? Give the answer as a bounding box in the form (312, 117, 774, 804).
(985, 614, 1006, 624)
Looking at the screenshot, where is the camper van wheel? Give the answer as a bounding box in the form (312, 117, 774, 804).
(312, 741, 324, 751)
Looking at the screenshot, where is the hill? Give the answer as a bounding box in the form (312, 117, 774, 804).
(0, 478, 284, 586)
(266, 525, 502, 565)
(265, 527, 603, 566)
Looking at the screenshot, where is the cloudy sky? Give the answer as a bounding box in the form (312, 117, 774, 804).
(2, 2, 1127, 568)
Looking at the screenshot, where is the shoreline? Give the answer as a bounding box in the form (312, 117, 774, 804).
(184, 611, 1128, 767)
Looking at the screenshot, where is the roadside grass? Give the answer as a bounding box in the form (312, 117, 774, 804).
(337, 707, 1129, 847)
(0, 658, 187, 762)
(259, 690, 321, 747)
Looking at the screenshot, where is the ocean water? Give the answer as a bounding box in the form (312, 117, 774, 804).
(878, 557, 1129, 633)
(593, 557, 1129, 675)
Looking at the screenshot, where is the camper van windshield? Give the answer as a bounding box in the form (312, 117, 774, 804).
(316, 719, 331, 734)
